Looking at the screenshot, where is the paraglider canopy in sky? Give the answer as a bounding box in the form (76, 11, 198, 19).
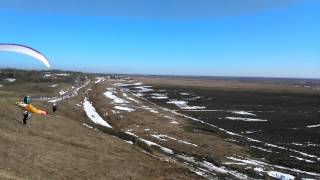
(0, 43, 50, 68)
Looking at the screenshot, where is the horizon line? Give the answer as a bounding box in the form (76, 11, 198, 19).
(1, 68, 320, 81)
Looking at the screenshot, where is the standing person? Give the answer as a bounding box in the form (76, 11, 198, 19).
(23, 111, 31, 125)
(52, 103, 57, 114)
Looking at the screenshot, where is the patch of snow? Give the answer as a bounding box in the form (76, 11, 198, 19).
(290, 156, 315, 163)
(125, 131, 138, 137)
(76, 104, 82, 107)
(55, 73, 70, 76)
(292, 143, 303, 146)
(254, 167, 264, 173)
(170, 121, 179, 124)
(180, 92, 191, 96)
(95, 77, 105, 84)
(177, 155, 247, 179)
(141, 138, 173, 154)
(151, 134, 168, 141)
(125, 140, 134, 144)
(113, 82, 143, 87)
(104, 91, 129, 104)
(225, 117, 267, 122)
(83, 98, 112, 128)
(231, 111, 256, 116)
(127, 97, 140, 103)
(164, 115, 175, 120)
(306, 143, 320, 147)
(106, 87, 116, 92)
(187, 96, 201, 100)
(111, 110, 120, 114)
(134, 86, 154, 93)
(48, 84, 58, 88)
(83, 123, 94, 129)
(114, 106, 135, 112)
(180, 109, 221, 112)
(201, 161, 229, 174)
(306, 124, 320, 128)
(59, 89, 68, 95)
(126, 131, 173, 154)
(223, 162, 248, 166)
(226, 139, 239, 143)
(47, 97, 63, 103)
(267, 171, 295, 180)
(123, 92, 140, 103)
(0, 85, 3, 87)
(176, 155, 196, 163)
(167, 100, 205, 110)
(151, 134, 198, 147)
(250, 146, 272, 153)
(142, 106, 159, 114)
(243, 130, 261, 134)
(5, 78, 16, 82)
(151, 93, 169, 99)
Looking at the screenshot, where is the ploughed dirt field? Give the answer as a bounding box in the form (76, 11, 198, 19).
(1, 70, 319, 179)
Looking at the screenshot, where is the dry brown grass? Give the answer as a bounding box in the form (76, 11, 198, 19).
(0, 73, 201, 180)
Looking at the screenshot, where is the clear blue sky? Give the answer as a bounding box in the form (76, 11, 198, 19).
(0, 0, 319, 78)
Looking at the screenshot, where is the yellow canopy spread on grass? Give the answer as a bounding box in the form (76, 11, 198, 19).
(16, 102, 48, 115)
(25, 104, 48, 115)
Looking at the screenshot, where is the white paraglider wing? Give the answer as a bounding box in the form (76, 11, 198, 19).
(0, 44, 50, 68)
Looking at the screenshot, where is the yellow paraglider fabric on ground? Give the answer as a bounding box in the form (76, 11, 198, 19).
(25, 104, 48, 115)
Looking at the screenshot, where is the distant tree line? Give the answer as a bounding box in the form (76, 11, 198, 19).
(0, 68, 84, 83)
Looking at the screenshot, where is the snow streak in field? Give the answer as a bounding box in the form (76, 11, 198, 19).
(125, 131, 173, 154)
(83, 98, 112, 128)
(48, 84, 58, 88)
(134, 86, 154, 92)
(227, 156, 320, 178)
(231, 111, 256, 116)
(150, 93, 169, 99)
(95, 77, 106, 84)
(113, 82, 143, 87)
(104, 91, 129, 104)
(123, 93, 140, 103)
(151, 134, 198, 147)
(225, 117, 267, 122)
(114, 106, 135, 112)
(5, 78, 16, 82)
(167, 100, 206, 110)
(306, 124, 320, 128)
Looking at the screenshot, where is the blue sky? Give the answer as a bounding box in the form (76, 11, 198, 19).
(0, 0, 319, 78)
